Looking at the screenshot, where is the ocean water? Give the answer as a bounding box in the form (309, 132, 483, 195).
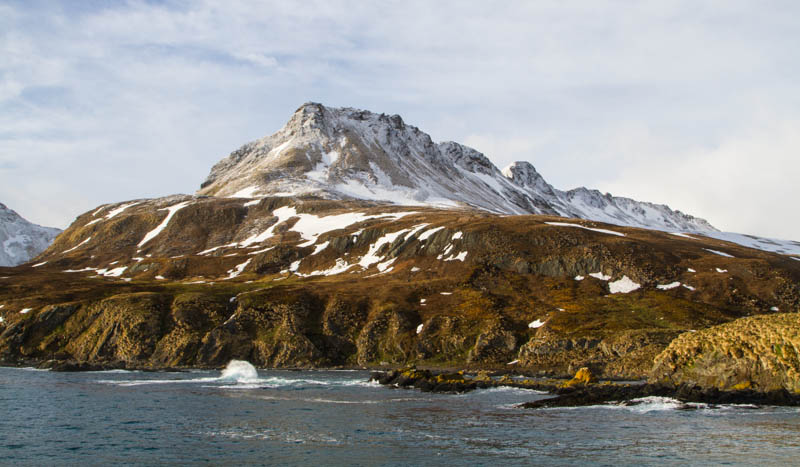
(2, 363, 800, 465)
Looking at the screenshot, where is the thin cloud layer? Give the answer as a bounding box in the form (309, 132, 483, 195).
(1, 0, 798, 239)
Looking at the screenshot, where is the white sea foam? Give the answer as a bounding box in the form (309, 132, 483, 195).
(97, 377, 218, 387)
(474, 386, 548, 395)
(612, 396, 708, 413)
(97, 362, 375, 389)
(204, 428, 341, 445)
(98, 360, 260, 386)
(218, 360, 259, 382)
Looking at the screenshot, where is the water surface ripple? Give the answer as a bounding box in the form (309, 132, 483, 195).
(2, 367, 799, 465)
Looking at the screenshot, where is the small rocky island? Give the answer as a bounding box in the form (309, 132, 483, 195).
(371, 365, 800, 408)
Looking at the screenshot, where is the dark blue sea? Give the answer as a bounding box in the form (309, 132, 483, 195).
(2, 363, 799, 465)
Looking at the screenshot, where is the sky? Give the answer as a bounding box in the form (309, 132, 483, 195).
(1, 0, 798, 240)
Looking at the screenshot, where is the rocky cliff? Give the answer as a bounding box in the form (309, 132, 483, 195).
(1, 103, 799, 386)
(650, 312, 800, 392)
(1, 195, 797, 377)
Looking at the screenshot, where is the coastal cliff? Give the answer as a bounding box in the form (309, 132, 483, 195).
(650, 312, 800, 392)
(1, 196, 797, 382)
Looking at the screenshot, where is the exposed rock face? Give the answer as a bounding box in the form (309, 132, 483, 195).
(197, 102, 717, 234)
(518, 328, 683, 379)
(650, 313, 800, 392)
(0, 202, 61, 266)
(520, 382, 800, 409)
(2, 195, 798, 376)
(563, 367, 598, 387)
(2, 98, 800, 378)
(66, 293, 169, 362)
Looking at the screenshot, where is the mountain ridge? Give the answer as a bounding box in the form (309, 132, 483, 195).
(1, 103, 797, 392)
(0, 202, 61, 267)
(3, 193, 798, 382)
(197, 102, 716, 234)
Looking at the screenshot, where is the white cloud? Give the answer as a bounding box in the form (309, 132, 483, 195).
(0, 1, 798, 240)
(599, 118, 800, 240)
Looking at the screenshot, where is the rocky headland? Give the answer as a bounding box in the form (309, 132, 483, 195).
(370, 365, 800, 408)
(1, 103, 799, 403)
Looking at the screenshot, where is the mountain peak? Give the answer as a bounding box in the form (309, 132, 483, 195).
(0, 202, 61, 266)
(197, 103, 716, 233)
(502, 161, 557, 196)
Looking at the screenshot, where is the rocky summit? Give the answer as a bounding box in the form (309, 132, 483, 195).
(199, 103, 716, 234)
(1, 103, 799, 396)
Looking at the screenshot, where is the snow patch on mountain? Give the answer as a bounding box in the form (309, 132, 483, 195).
(0, 202, 61, 266)
(704, 248, 734, 258)
(239, 206, 417, 249)
(197, 103, 716, 236)
(699, 231, 800, 257)
(609, 276, 641, 294)
(138, 201, 192, 247)
(544, 222, 625, 237)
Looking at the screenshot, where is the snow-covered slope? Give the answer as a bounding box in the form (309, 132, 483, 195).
(669, 230, 800, 257)
(0, 203, 61, 266)
(199, 103, 715, 234)
(197, 103, 800, 255)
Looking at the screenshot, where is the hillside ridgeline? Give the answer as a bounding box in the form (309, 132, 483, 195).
(1, 195, 797, 384)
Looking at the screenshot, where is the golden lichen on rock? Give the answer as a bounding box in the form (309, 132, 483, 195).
(650, 312, 800, 392)
(1, 195, 799, 386)
(562, 367, 598, 387)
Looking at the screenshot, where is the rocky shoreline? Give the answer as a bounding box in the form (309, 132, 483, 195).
(6, 357, 800, 408)
(371, 366, 800, 408)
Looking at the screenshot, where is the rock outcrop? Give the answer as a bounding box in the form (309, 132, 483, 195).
(650, 313, 800, 392)
(1, 195, 798, 378)
(1, 103, 799, 383)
